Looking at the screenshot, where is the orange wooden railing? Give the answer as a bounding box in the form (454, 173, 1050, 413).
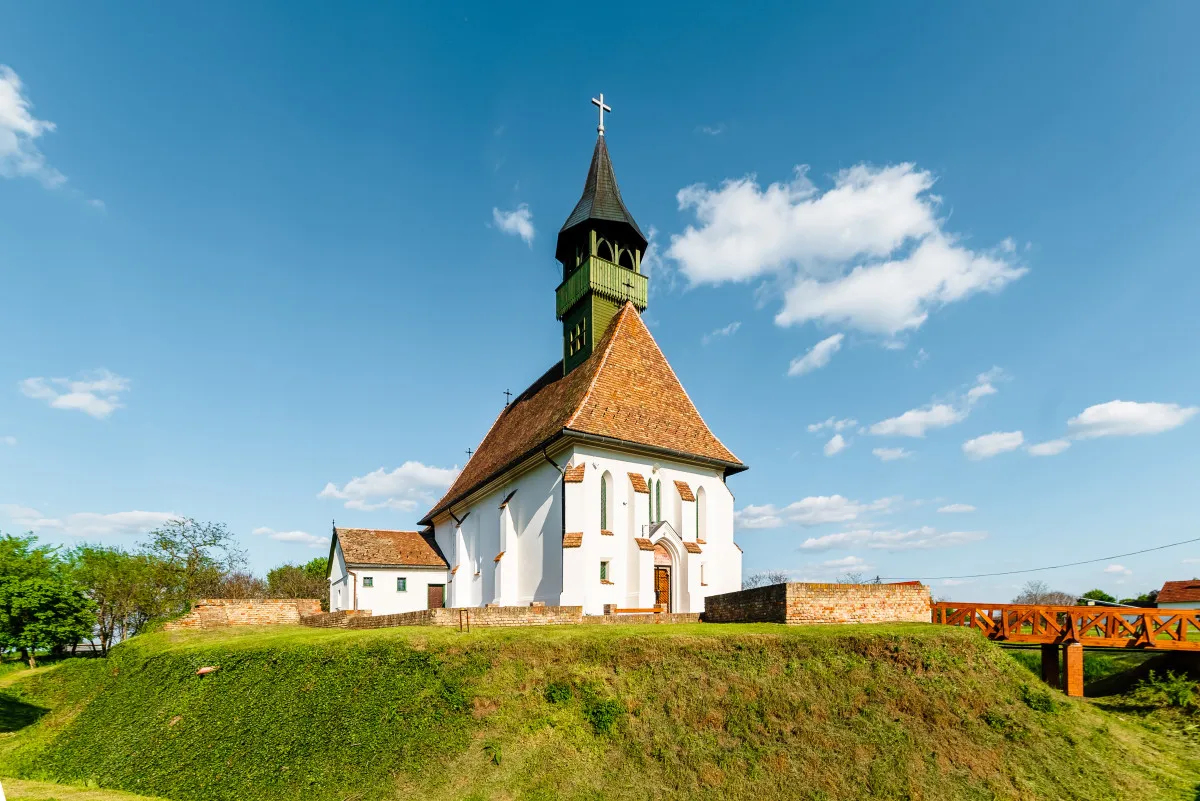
(931, 602, 1200, 650)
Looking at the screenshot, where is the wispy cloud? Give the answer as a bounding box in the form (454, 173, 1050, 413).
(667, 163, 1027, 336)
(0, 65, 66, 189)
(1067, 401, 1197, 439)
(702, 321, 741, 345)
(735, 495, 895, 530)
(0, 504, 176, 537)
(788, 333, 844, 377)
(799, 526, 986, 551)
(253, 526, 326, 548)
(19, 369, 130, 419)
(1103, 564, 1131, 576)
(962, 431, 1024, 460)
(823, 434, 847, 457)
(491, 204, 535, 246)
(1, 436, 14, 447)
(808, 417, 856, 434)
(319, 461, 460, 512)
(872, 447, 911, 462)
(869, 368, 1002, 438)
(937, 504, 975, 513)
(695, 123, 726, 136)
(1027, 439, 1070, 456)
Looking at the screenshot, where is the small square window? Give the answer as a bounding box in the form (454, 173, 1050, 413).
(362, 576, 374, 588)
(397, 577, 407, 592)
(600, 561, 610, 582)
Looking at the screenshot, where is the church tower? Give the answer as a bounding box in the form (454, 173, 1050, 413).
(555, 94, 649, 374)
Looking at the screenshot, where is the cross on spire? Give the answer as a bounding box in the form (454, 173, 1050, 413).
(503, 389, 513, 405)
(591, 93, 611, 136)
(465, 447, 473, 459)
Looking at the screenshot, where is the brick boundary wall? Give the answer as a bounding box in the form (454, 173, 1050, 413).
(162, 599, 323, 630)
(300, 605, 585, 629)
(582, 612, 702, 625)
(705, 582, 932, 625)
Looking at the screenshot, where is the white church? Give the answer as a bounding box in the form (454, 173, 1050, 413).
(329, 98, 746, 617)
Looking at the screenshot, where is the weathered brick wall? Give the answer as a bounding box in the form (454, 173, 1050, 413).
(703, 583, 931, 625)
(162, 599, 324, 630)
(582, 612, 702, 625)
(703, 583, 789, 623)
(299, 605, 584, 629)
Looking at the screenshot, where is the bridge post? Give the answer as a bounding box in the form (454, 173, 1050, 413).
(1040, 644, 1060, 689)
(1062, 643, 1084, 697)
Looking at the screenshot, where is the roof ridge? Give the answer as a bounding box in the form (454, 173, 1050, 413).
(616, 307, 742, 463)
(564, 302, 633, 430)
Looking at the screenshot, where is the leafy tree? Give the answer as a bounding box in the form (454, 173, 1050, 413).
(69, 545, 163, 654)
(268, 557, 329, 610)
(143, 518, 247, 613)
(0, 576, 95, 667)
(743, 570, 790, 589)
(1119, 590, 1160, 607)
(1081, 589, 1117, 604)
(215, 571, 269, 599)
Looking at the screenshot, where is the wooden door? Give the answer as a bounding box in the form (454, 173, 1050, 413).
(654, 567, 671, 611)
(427, 584, 445, 609)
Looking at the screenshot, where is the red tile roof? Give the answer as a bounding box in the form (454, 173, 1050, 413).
(334, 528, 448, 568)
(628, 472, 649, 494)
(634, 538, 654, 551)
(601, 529, 613, 536)
(1158, 581, 1200, 603)
(563, 463, 586, 483)
(563, 532, 583, 548)
(420, 303, 743, 524)
(684, 541, 702, 554)
(674, 480, 695, 502)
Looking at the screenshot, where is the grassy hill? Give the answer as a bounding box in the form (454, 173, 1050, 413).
(1, 623, 1198, 800)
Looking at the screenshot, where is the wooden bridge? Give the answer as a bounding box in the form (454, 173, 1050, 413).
(931, 602, 1200, 696)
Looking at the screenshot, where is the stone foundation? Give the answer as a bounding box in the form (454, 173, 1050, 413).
(704, 582, 931, 625)
(162, 599, 323, 630)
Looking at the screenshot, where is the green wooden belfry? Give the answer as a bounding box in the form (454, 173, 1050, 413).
(556, 94, 649, 374)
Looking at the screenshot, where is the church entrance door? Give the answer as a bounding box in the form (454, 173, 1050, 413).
(428, 584, 445, 609)
(654, 566, 671, 611)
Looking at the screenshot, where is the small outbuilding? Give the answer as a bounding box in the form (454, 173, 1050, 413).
(328, 527, 450, 615)
(1156, 580, 1200, 610)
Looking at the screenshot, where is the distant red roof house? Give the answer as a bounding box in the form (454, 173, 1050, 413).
(1157, 581, 1200, 605)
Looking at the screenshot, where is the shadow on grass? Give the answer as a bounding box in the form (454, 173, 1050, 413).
(0, 692, 49, 732)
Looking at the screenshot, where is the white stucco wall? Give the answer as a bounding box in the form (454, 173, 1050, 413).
(426, 440, 742, 616)
(1158, 600, 1200, 610)
(339, 566, 449, 615)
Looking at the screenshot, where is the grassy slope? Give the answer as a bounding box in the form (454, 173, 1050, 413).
(0, 778, 168, 801)
(1, 623, 1198, 801)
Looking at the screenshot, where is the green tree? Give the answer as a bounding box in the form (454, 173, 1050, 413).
(143, 518, 247, 613)
(69, 545, 163, 654)
(267, 557, 329, 610)
(0, 576, 95, 667)
(1081, 589, 1117, 604)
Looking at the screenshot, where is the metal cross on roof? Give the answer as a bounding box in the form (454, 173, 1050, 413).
(503, 389, 513, 405)
(465, 447, 473, 459)
(591, 93, 611, 136)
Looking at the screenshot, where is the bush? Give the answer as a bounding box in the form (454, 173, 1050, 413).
(543, 681, 571, 705)
(1019, 683, 1058, 713)
(1131, 670, 1197, 709)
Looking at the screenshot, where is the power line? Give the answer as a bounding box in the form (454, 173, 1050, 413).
(877, 535, 1200, 582)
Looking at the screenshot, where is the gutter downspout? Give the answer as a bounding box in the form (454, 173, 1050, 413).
(347, 570, 358, 611)
(542, 448, 566, 603)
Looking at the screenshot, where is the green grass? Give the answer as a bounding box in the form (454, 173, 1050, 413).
(0, 777, 168, 801)
(2, 623, 1199, 800)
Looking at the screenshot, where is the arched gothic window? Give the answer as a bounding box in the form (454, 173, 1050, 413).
(601, 471, 614, 531)
(696, 486, 708, 542)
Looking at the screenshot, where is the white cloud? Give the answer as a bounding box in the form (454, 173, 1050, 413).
(1, 436, 14, 446)
(938, 504, 976, 513)
(696, 123, 725, 136)
(871, 447, 911, 462)
(19, 369, 130, 419)
(820, 555, 867, 568)
(253, 526, 326, 548)
(1027, 439, 1070, 456)
(1067, 401, 1198, 439)
(913, 348, 929, 368)
(1103, 564, 1132, 576)
(491, 204, 535, 245)
(870, 369, 1002, 438)
(788, 333, 844, 377)
(1, 504, 176, 537)
(319, 461, 460, 512)
(702, 321, 741, 345)
(735, 494, 894, 530)
(799, 526, 986, 551)
(962, 431, 1024, 460)
(0, 65, 66, 188)
(808, 417, 856, 433)
(823, 434, 846, 457)
(667, 163, 1026, 336)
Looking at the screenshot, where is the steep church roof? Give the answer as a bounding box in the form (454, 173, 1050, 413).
(420, 303, 743, 524)
(556, 135, 647, 263)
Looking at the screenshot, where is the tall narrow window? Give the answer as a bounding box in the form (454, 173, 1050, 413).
(697, 486, 708, 542)
(655, 480, 662, 522)
(648, 482, 653, 522)
(600, 476, 607, 529)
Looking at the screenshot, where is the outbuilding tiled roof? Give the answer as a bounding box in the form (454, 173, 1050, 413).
(421, 303, 743, 524)
(674, 480, 695, 502)
(333, 528, 448, 568)
(1158, 581, 1200, 603)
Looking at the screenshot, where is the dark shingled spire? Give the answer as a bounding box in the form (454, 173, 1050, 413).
(556, 136, 647, 264)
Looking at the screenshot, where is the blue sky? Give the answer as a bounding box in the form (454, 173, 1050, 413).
(2, 3, 1199, 601)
